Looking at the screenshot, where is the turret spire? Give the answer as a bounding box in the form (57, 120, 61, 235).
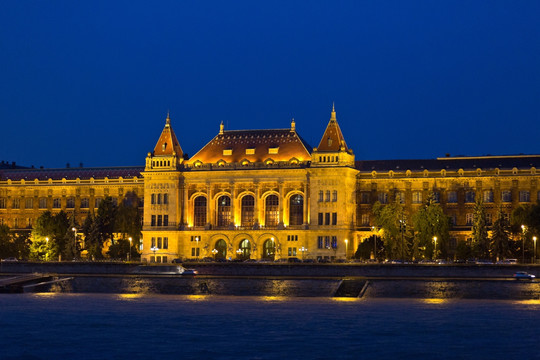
(166, 111, 171, 127)
(330, 102, 336, 122)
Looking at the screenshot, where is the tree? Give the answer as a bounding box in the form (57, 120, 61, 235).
(31, 211, 69, 261)
(471, 196, 489, 259)
(0, 224, 14, 259)
(490, 206, 511, 261)
(372, 201, 410, 260)
(85, 216, 105, 260)
(412, 194, 451, 260)
(97, 196, 117, 245)
(115, 192, 142, 259)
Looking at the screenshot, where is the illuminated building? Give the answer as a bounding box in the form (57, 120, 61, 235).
(1, 106, 539, 261)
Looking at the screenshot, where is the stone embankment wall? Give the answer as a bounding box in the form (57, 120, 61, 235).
(1, 261, 538, 278)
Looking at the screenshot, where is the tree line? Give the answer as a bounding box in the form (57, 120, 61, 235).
(355, 194, 540, 262)
(0, 193, 142, 261)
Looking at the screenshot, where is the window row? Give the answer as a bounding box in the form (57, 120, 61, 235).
(150, 215, 169, 227)
(318, 212, 337, 226)
(150, 236, 169, 249)
(0, 197, 117, 209)
(360, 190, 538, 204)
(193, 194, 304, 228)
(317, 236, 338, 249)
(150, 193, 169, 205)
(318, 190, 338, 202)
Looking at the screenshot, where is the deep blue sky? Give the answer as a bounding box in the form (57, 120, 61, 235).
(1, 1, 539, 168)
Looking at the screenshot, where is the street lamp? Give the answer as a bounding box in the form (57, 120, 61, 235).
(521, 225, 526, 264)
(72, 227, 77, 260)
(211, 248, 218, 261)
(299, 246, 307, 260)
(236, 249, 242, 259)
(45, 237, 49, 261)
(433, 236, 438, 260)
(533, 236, 537, 264)
(195, 236, 200, 260)
(371, 226, 377, 261)
(128, 237, 133, 262)
(344, 239, 348, 259)
(399, 218, 406, 262)
(151, 246, 158, 263)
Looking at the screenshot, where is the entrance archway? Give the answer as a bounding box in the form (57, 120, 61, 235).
(262, 238, 276, 260)
(238, 239, 251, 260)
(214, 239, 227, 260)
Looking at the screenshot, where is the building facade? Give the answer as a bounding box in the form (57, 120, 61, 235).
(1, 107, 539, 261)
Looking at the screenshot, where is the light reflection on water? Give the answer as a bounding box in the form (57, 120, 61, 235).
(1, 294, 539, 360)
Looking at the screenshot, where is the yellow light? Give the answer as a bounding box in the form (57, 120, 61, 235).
(514, 299, 540, 305)
(332, 297, 360, 302)
(186, 295, 210, 301)
(423, 298, 446, 304)
(117, 294, 144, 300)
(261, 296, 286, 302)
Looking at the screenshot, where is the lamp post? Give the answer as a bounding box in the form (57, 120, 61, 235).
(151, 246, 158, 263)
(195, 236, 200, 260)
(521, 225, 526, 264)
(433, 236, 437, 260)
(399, 219, 405, 262)
(344, 239, 348, 260)
(533, 236, 537, 264)
(236, 249, 242, 259)
(45, 237, 49, 261)
(299, 246, 307, 260)
(72, 227, 77, 260)
(211, 248, 218, 261)
(371, 226, 377, 261)
(128, 237, 132, 262)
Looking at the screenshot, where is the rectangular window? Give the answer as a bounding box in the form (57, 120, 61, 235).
(95, 198, 102, 208)
(396, 191, 405, 204)
(162, 256, 167, 263)
(163, 237, 168, 249)
(502, 190, 512, 203)
(432, 192, 440, 203)
(39, 197, 47, 209)
(332, 212, 337, 226)
(164, 215, 169, 226)
(324, 236, 330, 249)
(519, 191, 530, 202)
(245, 148, 255, 155)
(360, 192, 370, 204)
(268, 147, 279, 155)
(157, 194, 162, 205)
(157, 215, 162, 226)
(447, 191, 457, 204)
(288, 247, 297, 256)
(157, 237, 162, 248)
(66, 197, 75, 209)
(331, 236, 337, 249)
(332, 191, 337, 202)
(25, 198, 33, 209)
(151, 194, 155, 204)
(223, 149, 233, 156)
(151, 215, 156, 226)
(483, 190, 494, 203)
(13, 198, 20, 209)
(361, 214, 370, 226)
(325, 213, 330, 226)
(465, 191, 475, 203)
(318, 213, 323, 225)
(0, 198, 6, 209)
(164, 194, 169, 204)
(412, 191, 422, 204)
(191, 248, 200, 257)
(81, 198, 89, 208)
(53, 198, 61, 208)
(317, 236, 324, 249)
(151, 237, 156, 248)
(449, 214, 457, 226)
(466, 213, 474, 226)
(325, 191, 330, 202)
(318, 191, 323, 202)
(377, 192, 388, 204)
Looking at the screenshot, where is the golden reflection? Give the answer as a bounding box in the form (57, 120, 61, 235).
(423, 298, 447, 304)
(31, 292, 58, 298)
(261, 296, 286, 302)
(186, 295, 210, 301)
(117, 294, 144, 300)
(332, 297, 360, 302)
(514, 299, 540, 305)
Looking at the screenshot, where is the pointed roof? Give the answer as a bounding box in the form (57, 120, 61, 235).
(316, 103, 349, 152)
(153, 113, 183, 157)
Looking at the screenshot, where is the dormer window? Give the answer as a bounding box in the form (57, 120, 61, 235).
(223, 149, 232, 156)
(268, 147, 279, 155)
(162, 143, 167, 151)
(327, 137, 332, 147)
(246, 148, 255, 155)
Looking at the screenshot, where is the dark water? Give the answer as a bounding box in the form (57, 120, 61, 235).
(1, 294, 539, 360)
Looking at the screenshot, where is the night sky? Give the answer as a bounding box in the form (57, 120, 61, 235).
(1, 1, 539, 169)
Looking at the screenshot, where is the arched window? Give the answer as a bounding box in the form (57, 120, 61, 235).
(214, 239, 227, 260)
(217, 195, 231, 227)
(262, 238, 276, 260)
(265, 195, 279, 227)
(194, 196, 207, 227)
(289, 194, 303, 226)
(238, 239, 251, 259)
(241, 195, 255, 227)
